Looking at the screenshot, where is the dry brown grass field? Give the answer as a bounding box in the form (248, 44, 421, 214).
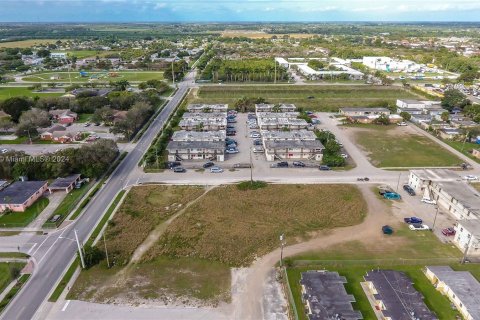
(145, 184, 367, 266)
(0, 39, 64, 48)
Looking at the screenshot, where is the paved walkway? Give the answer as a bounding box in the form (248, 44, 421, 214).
(28, 193, 65, 229)
(0, 279, 17, 302)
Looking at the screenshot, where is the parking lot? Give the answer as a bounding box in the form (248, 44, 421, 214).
(66, 123, 121, 141)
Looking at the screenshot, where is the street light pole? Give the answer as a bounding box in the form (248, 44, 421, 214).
(432, 206, 439, 231)
(103, 232, 110, 268)
(279, 233, 285, 267)
(250, 147, 253, 183)
(396, 172, 402, 192)
(74, 229, 86, 269)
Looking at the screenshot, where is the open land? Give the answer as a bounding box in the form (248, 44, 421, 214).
(190, 85, 420, 111)
(20, 71, 164, 83)
(0, 39, 66, 48)
(0, 87, 64, 100)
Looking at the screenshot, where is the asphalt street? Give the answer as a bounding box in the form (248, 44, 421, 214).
(0, 72, 195, 320)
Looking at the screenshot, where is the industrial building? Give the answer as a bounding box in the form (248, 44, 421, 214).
(300, 271, 363, 320)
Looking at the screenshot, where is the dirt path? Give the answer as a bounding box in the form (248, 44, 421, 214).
(130, 185, 217, 263)
(235, 184, 397, 320)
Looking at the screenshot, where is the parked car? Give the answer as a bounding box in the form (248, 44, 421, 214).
(340, 153, 348, 159)
(404, 217, 423, 224)
(276, 161, 289, 168)
(166, 161, 181, 169)
(250, 133, 261, 138)
(384, 192, 401, 200)
(319, 165, 331, 171)
(226, 148, 239, 154)
(203, 162, 215, 168)
(382, 225, 394, 235)
(253, 146, 264, 153)
(210, 166, 224, 173)
(226, 131, 236, 136)
(421, 198, 436, 205)
(0, 148, 9, 154)
(293, 161, 305, 167)
(253, 139, 262, 146)
(403, 184, 416, 196)
(227, 119, 237, 123)
(226, 138, 237, 144)
(463, 175, 478, 181)
(442, 227, 456, 236)
(173, 167, 186, 173)
(378, 188, 394, 195)
(233, 163, 252, 168)
(409, 223, 430, 231)
(397, 122, 408, 126)
(50, 215, 61, 223)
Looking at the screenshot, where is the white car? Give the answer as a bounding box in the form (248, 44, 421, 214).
(463, 175, 478, 181)
(340, 154, 348, 159)
(397, 122, 408, 126)
(0, 148, 8, 154)
(421, 198, 436, 205)
(409, 224, 430, 231)
(250, 133, 261, 138)
(210, 166, 224, 173)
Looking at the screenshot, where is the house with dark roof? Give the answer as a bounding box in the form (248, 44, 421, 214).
(48, 174, 81, 193)
(363, 270, 437, 320)
(0, 181, 48, 212)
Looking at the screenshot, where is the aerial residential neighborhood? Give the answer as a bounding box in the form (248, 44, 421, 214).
(1, 2, 480, 320)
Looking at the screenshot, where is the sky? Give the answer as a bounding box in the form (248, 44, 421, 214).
(1, 0, 480, 23)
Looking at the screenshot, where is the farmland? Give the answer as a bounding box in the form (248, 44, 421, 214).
(348, 124, 461, 167)
(20, 71, 164, 83)
(70, 184, 367, 305)
(190, 85, 420, 111)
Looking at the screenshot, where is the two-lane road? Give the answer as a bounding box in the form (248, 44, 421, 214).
(1, 73, 194, 320)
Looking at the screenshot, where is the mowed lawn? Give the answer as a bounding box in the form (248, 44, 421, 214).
(0, 198, 49, 227)
(70, 184, 367, 305)
(21, 71, 164, 83)
(0, 263, 24, 293)
(0, 87, 64, 101)
(288, 225, 464, 320)
(193, 85, 419, 111)
(351, 125, 461, 167)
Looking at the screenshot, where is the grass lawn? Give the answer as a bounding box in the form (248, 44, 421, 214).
(287, 224, 465, 320)
(21, 71, 164, 83)
(0, 198, 49, 227)
(442, 139, 480, 164)
(70, 184, 367, 305)
(0, 263, 24, 294)
(351, 125, 461, 167)
(0, 87, 63, 101)
(0, 137, 29, 144)
(77, 113, 93, 123)
(44, 183, 92, 227)
(192, 85, 419, 112)
(472, 183, 480, 191)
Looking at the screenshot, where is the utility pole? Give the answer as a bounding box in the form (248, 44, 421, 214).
(274, 59, 277, 84)
(103, 232, 110, 268)
(461, 131, 470, 153)
(396, 172, 402, 192)
(171, 60, 175, 86)
(279, 233, 286, 267)
(250, 147, 253, 183)
(462, 236, 473, 264)
(74, 229, 86, 269)
(432, 206, 439, 231)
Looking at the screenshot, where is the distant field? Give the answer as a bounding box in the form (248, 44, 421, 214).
(0, 87, 64, 101)
(21, 71, 163, 83)
(350, 125, 461, 168)
(193, 85, 419, 111)
(221, 30, 316, 39)
(0, 39, 63, 48)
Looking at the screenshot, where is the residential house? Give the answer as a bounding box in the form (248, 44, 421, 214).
(453, 220, 480, 254)
(0, 181, 48, 212)
(49, 109, 78, 124)
(439, 127, 462, 140)
(425, 266, 480, 320)
(363, 270, 437, 320)
(50, 52, 67, 59)
(40, 125, 67, 141)
(264, 140, 324, 161)
(473, 149, 480, 159)
(300, 271, 363, 320)
(396, 99, 426, 109)
(48, 174, 81, 194)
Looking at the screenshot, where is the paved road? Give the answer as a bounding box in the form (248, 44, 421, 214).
(0, 72, 195, 320)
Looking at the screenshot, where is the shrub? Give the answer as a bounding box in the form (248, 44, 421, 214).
(237, 181, 268, 191)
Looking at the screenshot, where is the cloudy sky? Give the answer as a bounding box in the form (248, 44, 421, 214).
(1, 0, 480, 22)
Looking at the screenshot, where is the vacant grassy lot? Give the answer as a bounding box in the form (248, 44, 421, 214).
(0, 87, 63, 101)
(21, 71, 164, 83)
(146, 184, 367, 266)
(192, 85, 419, 111)
(350, 125, 461, 167)
(287, 225, 464, 320)
(0, 198, 49, 227)
(473, 183, 480, 192)
(70, 184, 367, 305)
(442, 140, 480, 164)
(0, 39, 63, 48)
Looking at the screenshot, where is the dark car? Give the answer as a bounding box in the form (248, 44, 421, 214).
(173, 167, 186, 173)
(319, 165, 331, 171)
(166, 161, 181, 169)
(226, 131, 236, 136)
(442, 227, 456, 236)
(203, 162, 215, 168)
(293, 161, 305, 167)
(226, 138, 237, 144)
(404, 217, 423, 224)
(277, 161, 289, 168)
(403, 184, 416, 196)
(382, 225, 394, 235)
(378, 188, 394, 196)
(253, 139, 262, 146)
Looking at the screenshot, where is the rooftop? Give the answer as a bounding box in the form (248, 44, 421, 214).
(364, 270, 437, 320)
(340, 107, 390, 113)
(0, 181, 47, 205)
(410, 169, 460, 182)
(171, 130, 226, 142)
(258, 118, 309, 127)
(261, 130, 317, 141)
(166, 140, 225, 151)
(256, 112, 300, 119)
(398, 99, 423, 104)
(426, 266, 480, 320)
(49, 174, 81, 189)
(435, 181, 480, 213)
(182, 112, 227, 120)
(301, 271, 363, 320)
(187, 104, 228, 112)
(265, 139, 324, 150)
(457, 219, 480, 238)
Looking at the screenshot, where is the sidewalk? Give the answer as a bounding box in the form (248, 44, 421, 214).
(0, 279, 18, 302)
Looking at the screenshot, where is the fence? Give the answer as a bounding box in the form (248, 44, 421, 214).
(290, 257, 464, 267)
(283, 267, 299, 320)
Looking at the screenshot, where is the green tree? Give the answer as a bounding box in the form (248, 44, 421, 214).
(15, 108, 51, 137)
(399, 112, 411, 121)
(111, 79, 130, 91)
(441, 89, 470, 111)
(82, 245, 104, 269)
(374, 114, 390, 125)
(457, 70, 479, 83)
(441, 111, 450, 122)
(0, 97, 33, 122)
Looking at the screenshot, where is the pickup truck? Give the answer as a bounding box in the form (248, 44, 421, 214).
(404, 217, 423, 224)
